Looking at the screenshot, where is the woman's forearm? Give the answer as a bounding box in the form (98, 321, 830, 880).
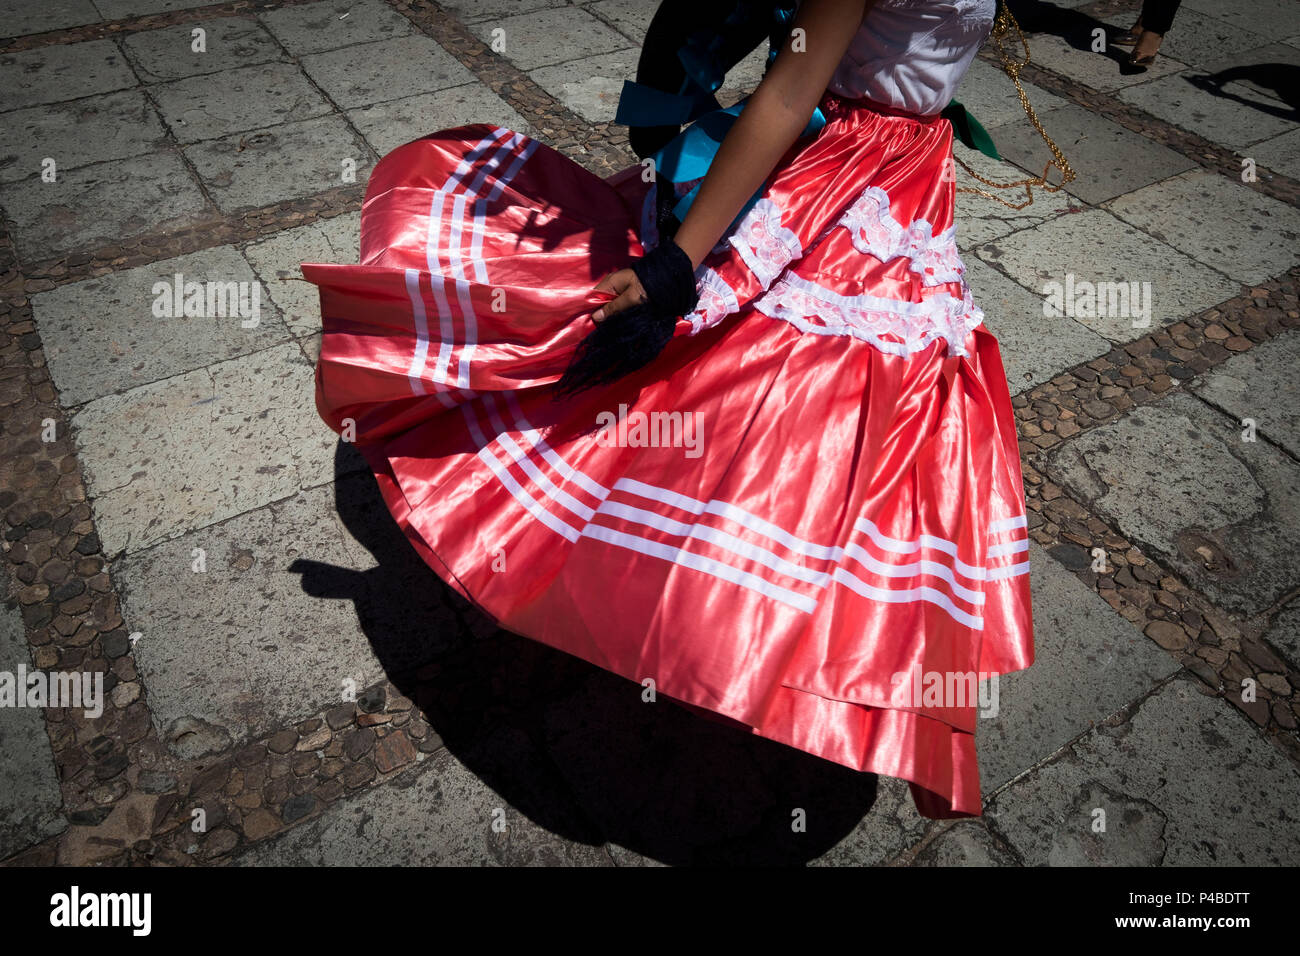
(671, 90, 816, 269)
(668, 0, 872, 270)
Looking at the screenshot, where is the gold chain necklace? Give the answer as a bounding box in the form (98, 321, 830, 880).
(955, 0, 1077, 210)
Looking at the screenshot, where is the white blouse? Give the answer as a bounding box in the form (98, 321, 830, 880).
(826, 0, 997, 116)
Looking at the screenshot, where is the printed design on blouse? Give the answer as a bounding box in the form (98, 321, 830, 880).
(838, 186, 965, 286)
(728, 198, 804, 287)
(752, 272, 984, 357)
(686, 267, 740, 335)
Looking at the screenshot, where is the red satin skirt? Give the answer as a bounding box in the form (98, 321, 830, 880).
(305, 93, 1035, 819)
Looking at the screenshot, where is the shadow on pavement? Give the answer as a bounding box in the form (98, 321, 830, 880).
(1006, 0, 1300, 122)
(294, 439, 882, 866)
(1186, 65, 1300, 122)
(1005, 0, 1130, 64)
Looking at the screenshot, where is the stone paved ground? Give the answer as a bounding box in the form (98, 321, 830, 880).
(1, 0, 1298, 866)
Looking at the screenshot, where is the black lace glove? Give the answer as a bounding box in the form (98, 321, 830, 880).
(554, 239, 699, 398)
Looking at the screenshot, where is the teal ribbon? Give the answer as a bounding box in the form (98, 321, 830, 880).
(614, 0, 807, 229)
(644, 98, 825, 229)
(613, 0, 998, 229)
(621, 89, 997, 228)
(613, 81, 700, 128)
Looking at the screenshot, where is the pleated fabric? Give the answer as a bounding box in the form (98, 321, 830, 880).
(306, 92, 1034, 818)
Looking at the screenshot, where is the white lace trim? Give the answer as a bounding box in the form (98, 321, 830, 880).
(838, 186, 964, 286)
(682, 188, 979, 352)
(687, 266, 739, 335)
(753, 273, 983, 357)
(728, 198, 803, 287)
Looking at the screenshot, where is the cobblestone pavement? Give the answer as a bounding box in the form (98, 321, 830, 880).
(1, 0, 1298, 867)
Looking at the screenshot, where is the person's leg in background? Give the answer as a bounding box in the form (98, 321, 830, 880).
(1115, 0, 1181, 68)
(1138, 0, 1182, 37)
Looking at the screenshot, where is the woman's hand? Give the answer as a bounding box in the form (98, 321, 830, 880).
(592, 267, 647, 322)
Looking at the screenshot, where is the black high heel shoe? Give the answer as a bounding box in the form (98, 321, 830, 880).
(1111, 24, 1142, 47)
(1120, 30, 1163, 74)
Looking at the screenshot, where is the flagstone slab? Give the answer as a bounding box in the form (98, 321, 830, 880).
(1017, 30, 1186, 92)
(910, 821, 1018, 866)
(240, 746, 610, 865)
(809, 776, 932, 866)
(184, 114, 372, 212)
(299, 331, 322, 364)
(986, 677, 1300, 865)
(0, 90, 169, 185)
(953, 57, 1070, 132)
(1250, 127, 1300, 181)
(1188, 330, 1300, 460)
(72, 342, 338, 554)
(116, 470, 463, 749)
(953, 146, 1080, 249)
(152, 61, 334, 143)
(604, 843, 668, 866)
(964, 257, 1110, 395)
(258, 0, 414, 56)
(0, 38, 137, 111)
(94, 0, 218, 17)
(1262, 601, 1300, 673)
(468, 6, 628, 71)
(0, 150, 210, 264)
(244, 212, 360, 338)
(724, 45, 771, 97)
(347, 83, 532, 158)
(991, 101, 1195, 206)
(1191, 41, 1300, 104)
(1182, 0, 1300, 39)
(583, 0, 654, 43)
(529, 48, 639, 124)
(1116, 69, 1298, 153)
(33, 245, 291, 407)
(973, 208, 1240, 343)
(442, 0, 568, 25)
(1100, 8, 1270, 72)
(1104, 169, 1300, 287)
(121, 16, 287, 82)
(0, 0, 100, 38)
(1044, 390, 1300, 618)
(300, 34, 474, 110)
(977, 543, 1179, 797)
(0, 600, 67, 861)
